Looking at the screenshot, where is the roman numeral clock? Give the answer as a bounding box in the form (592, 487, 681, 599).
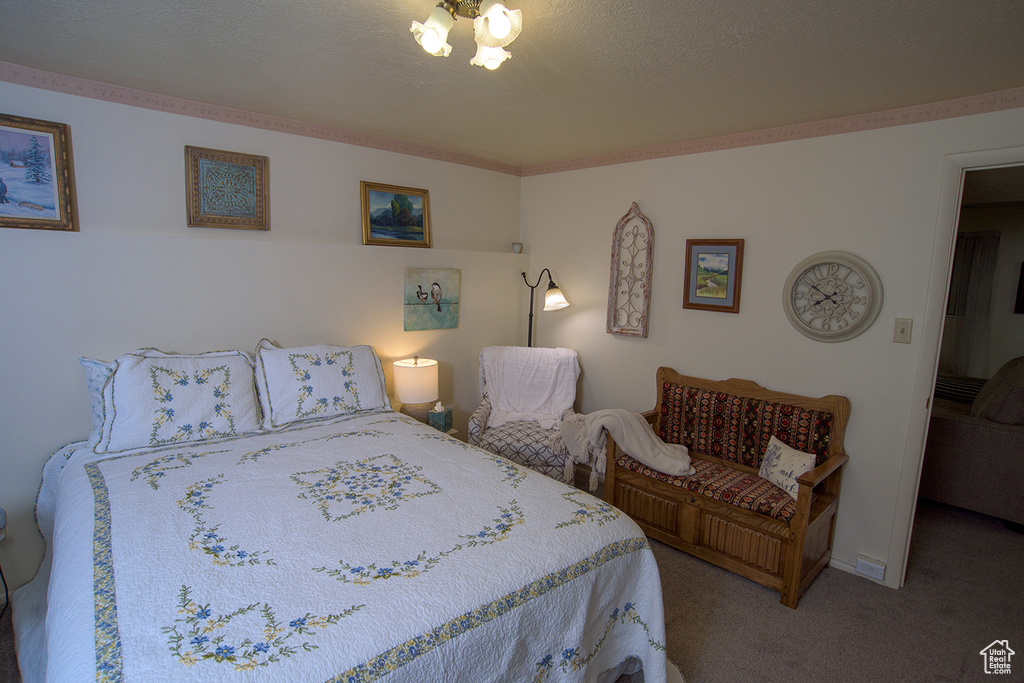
(783, 251, 883, 342)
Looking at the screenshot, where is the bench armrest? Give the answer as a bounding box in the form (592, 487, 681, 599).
(797, 452, 849, 488)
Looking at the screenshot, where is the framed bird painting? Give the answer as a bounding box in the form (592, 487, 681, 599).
(404, 268, 460, 331)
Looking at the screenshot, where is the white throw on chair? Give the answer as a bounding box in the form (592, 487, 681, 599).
(468, 346, 580, 483)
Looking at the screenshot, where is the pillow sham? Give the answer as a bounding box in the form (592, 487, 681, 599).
(80, 356, 115, 445)
(254, 339, 388, 429)
(94, 348, 261, 453)
(758, 435, 816, 500)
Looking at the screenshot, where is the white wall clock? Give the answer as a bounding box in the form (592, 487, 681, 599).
(783, 251, 883, 342)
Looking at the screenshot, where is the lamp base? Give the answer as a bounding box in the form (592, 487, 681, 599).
(400, 402, 434, 423)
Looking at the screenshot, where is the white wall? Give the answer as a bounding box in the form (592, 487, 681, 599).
(0, 81, 526, 589)
(4, 76, 1024, 596)
(520, 108, 1024, 587)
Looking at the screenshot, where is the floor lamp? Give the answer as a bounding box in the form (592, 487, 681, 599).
(521, 269, 570, 347)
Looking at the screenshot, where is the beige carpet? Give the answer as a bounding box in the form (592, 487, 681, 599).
(1, 499, 1021, 682)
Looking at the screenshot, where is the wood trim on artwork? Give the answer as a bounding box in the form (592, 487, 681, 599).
(185, 145, 269, 230)
(0, 112, 76, 231)
(682, 239, 744, 314)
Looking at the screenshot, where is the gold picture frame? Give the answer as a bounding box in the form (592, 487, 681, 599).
(361, 181, 431, 248)
(0, 113, 76, 231)
(185, 145, 269, 230)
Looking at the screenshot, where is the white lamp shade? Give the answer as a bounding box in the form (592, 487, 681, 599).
(393, 358, 439, 404)
(473, 0, 522, 47)
(470, 44, 512, 70)
(544, 286, 569, 310)
(411, 6, 454, 57)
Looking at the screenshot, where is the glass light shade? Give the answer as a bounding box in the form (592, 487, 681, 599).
(544, 286, 569, 310)
(470, 44, 511, 70)
(393, 358, 439, 404)
(411, 7, 454, 57)
(473, 0, 522, 47)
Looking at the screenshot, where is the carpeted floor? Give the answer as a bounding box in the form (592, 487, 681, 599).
(1, 498, 1020, 682)
(660, 498, 1023, 682)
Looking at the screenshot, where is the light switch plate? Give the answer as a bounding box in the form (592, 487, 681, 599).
(893, 318, 913, 344)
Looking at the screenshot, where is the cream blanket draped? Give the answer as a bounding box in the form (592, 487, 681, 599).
(563, 409, 695, 490)
(481, 346, 580, 429)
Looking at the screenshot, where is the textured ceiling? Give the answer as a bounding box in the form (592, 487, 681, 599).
(2, 0, 1024, 168)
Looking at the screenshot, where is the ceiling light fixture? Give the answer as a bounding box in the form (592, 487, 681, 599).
(411, 0, 523, 70)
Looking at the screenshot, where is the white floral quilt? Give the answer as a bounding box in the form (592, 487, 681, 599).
(15, 411, 674, 682)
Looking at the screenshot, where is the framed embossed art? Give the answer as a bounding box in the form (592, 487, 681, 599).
(185, 146, 269, 230)
(0, 113, 76, 231)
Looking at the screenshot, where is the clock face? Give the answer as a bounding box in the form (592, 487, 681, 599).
(783, 251, 883, 342)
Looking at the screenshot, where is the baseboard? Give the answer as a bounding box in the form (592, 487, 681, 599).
(829, 555, 857, 575)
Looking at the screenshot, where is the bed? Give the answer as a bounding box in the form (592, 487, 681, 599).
(12, 342, 678, 682)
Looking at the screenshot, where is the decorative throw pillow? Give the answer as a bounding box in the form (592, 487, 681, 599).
(758, 435, 816, 500)
(94, 349, 261, 453)
(254, 339, 388, 429)
(971, 356, 1024, 425)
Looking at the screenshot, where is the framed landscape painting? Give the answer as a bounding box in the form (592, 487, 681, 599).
(683, 239, 744, 314)
(0, 113, 75, 231)
(361, 181, 431, 248)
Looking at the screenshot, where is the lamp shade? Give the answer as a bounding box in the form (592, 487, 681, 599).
(544, 285, 569, 310)
(393, 357, 439, 404)
(470, 44, 512, 70)
(411, 6, 454, 57)
(473, 0, 522, 47)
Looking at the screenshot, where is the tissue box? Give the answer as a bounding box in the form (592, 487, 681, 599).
(428, 407, 452, 432)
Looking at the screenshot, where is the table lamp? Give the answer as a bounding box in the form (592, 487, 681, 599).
(393, 356, 439, 423)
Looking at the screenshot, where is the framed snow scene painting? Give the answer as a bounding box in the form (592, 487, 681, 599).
(361, 181, 431, 248)
(683, 238, 744, 314)
(405, 268, 459, 331)
(185, 145, 269, 230)
(0, 113, 75, 231)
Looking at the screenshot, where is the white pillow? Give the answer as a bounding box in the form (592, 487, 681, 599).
(94, 349, 261, 453)
(254, 339, 388, 429)
(80, 356, 115, 445)
(758, 436, 816, 500)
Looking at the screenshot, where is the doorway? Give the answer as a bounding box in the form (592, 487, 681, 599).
(892, 148, 1024, 588)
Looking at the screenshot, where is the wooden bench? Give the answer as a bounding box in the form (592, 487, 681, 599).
(603, 367, 850, 608)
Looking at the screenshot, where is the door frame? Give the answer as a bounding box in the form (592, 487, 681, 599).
(890, 145, 1024, 587)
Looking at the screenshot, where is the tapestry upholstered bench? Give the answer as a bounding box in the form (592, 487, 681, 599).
(603, 367, 850, 608)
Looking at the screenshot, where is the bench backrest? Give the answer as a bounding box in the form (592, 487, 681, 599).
(655, 367, 850, 468)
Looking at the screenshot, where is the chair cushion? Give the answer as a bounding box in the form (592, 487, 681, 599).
(474, 420, 570, 482)
(616, 454, 798, 522)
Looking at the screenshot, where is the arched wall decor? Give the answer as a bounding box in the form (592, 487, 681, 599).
(607, 202, 654, 337)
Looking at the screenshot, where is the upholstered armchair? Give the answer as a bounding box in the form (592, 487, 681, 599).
(468, 346, 580, 483)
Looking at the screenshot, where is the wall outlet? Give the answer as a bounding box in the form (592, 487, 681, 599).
(855, 555, 886, 581)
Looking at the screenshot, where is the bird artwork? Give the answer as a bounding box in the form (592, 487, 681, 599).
(416, 285, 429, 303)
(431, 282, 442, 312)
